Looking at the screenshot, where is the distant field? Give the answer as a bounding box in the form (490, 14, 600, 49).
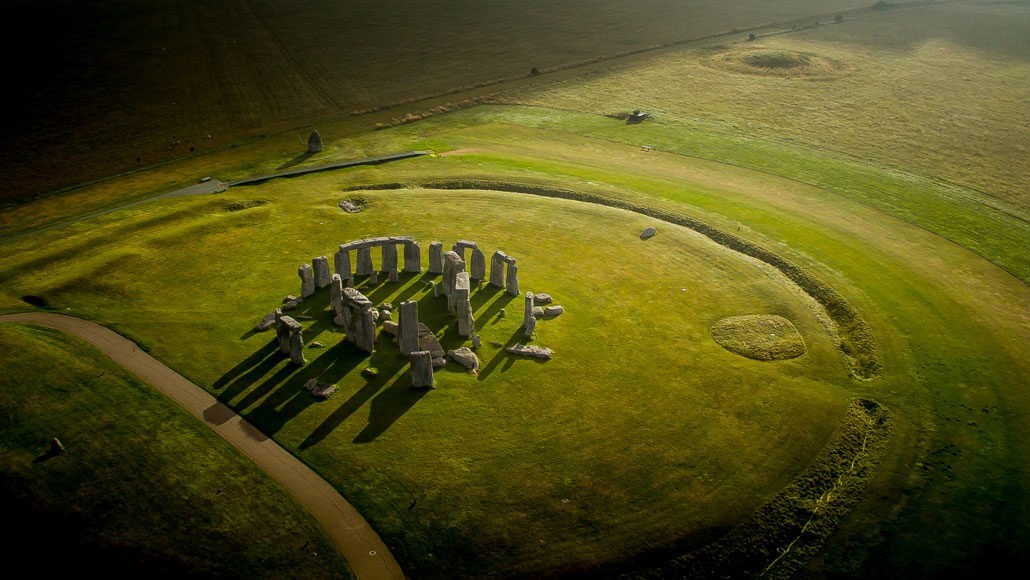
(1, 0, 869, 203)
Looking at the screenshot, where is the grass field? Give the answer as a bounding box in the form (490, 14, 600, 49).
(1, 0, 1028, 577)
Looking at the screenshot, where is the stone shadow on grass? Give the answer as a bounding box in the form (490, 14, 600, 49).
(353, 374, 428, 443)
(477, 327, 526, 381)
(276, 150, 313, 171)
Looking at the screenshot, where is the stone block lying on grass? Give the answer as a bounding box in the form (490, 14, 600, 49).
(506, 344, 553, 360)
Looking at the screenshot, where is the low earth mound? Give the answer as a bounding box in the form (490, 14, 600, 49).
(710, 314, 806, 361)
(702, 47, 849, 79)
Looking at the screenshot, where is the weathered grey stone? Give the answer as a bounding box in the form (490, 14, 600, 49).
(403, 242, 422, 273)
(380, 309, 391, 321)
(524, 292, 535, 323)
(339, 199, 360, 213)
(432, 357, 447, 369)
(335, 246, 352, 277)
(533, 293, 552, 305)
(505, 262, 519, 296)
(276, 315, 305, 364)
(410, 350, 435, 388)
(355, 245, 374, 276)
(417, 323, 446, 360)
(312, 256, 331, 289)
(442, 251, 465, 300)
(507, 344, 553, 359)
(448, 347, 480, 374)
(472, 335, 482, 349)
(343, 287, 373, 309)
(503, 254, 517, 265)
(282, 300, 299, 311)
(470, 247, 486, 280)
(299, 263, 315, 298)
(347, 308, 376, 353)
(544, 305, 565, 317)
(388, 270, 398, 282)
(307, 129, 323, 153)
(398, 300, 419, 355)
(343, 276, 354, 288)
(524, 315, 536, 340)
(303, 378, 337, 399)
(382, 320, 399, 336)
(452, 240, 478, 261)
(283, 294, 302, 304)
(254, 311, 277, 332)
(640, 226, 657, 240)
(428, 242, 444, 274)
(532, 306, 544, 318)
(453, 272, 475, 337)
(333, 313, 350, 327)
(381, 243, 398, 276)
(369, 270, 379, 284)
(489, 251, 507, 288)
(330, 274, 344, 317)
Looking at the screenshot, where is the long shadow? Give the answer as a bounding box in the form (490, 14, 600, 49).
(385, 272, 436, 306)
(470, 284, 502, 311)
(230, 361, 296, 410)
(476, 291, 517, 325)
(212, 339, 279, 390)
(217, 348, 286, 403)
(353, 376, 428, 443)
(366, 271, 422, 305)
(477, 327, 526, 381)
(277, 151, 313, 171)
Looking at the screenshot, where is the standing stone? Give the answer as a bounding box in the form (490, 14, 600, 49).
(403, 242, 422, 273)
(277, 315, 305, 365)
(398, 300, 419, 356)
(448, 347, 481, 374)
(313, 256, 332, 289)
(335, 246, 352, 278)
(369, 270, 379, 285)
(505, 262, 519, 296)
(524, 292, 535, 323)
(355, 244, 374, 276)
(428, 242, 444, 274)
(442, 251, 465, 301)
(348, 308, 377, 353)
(381, 244, 398, 277)
(470, 247, 487, 281)
(330, 274, 344, 317)
(489, 251, 507, 288)
(299, 264, 315, 298)
(452, 240, 478, 262)
(410, 350, 434, 388)
(307, 129, 323, 153)
(454, 272, 475, 337)
(524, 315, 536, 340)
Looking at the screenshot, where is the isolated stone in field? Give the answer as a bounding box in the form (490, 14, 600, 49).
(428, 242, 444, 274)
(533, 293, 552, 305)
(448, 347, 480, 374)
(299, 263, 315, 298)
(307, 129, 323, 153)
(335, 246, 352, 277)
(505, 262, 519, 296)
(313, 256, 332, 289)
(506, 344, 553, 359)
(640, 226, 657, 240)
(470, 247, 487, 280)
(355, 245, 374, 276)
(410, 350, 435, 388)
(710, 314, 806, 361)
(403, 241, 422, 273)
(398, 300, 420, 355)
(524, 315, 536, 340)
(254, 311, 277, 332)
(49, 437, 65, 455)
(489, 251, 507, 288)
(303, 378, 337, 399)
(544, 305, 565, 317)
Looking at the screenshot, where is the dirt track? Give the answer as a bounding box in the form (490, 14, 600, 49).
(0, 312, 403, 580)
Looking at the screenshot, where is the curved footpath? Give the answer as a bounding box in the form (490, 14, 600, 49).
(0, 312, 403, 580)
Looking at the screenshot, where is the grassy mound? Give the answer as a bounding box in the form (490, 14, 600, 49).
(703, 47, 849, 79)
(710, 314, 806, 361)
(743, 50, 811, 69)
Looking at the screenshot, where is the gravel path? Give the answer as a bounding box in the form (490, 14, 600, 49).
(0, 312, 404, 580)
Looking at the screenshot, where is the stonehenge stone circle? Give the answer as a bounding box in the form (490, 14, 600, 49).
(429, 242, 444, 274)
(410, 351, 435, 388)
(313, 256, 332, 289)
(298, 263, 315, 298)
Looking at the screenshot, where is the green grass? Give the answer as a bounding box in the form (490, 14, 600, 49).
(710, 314, 807, 361)
(0, 323, 350, 578)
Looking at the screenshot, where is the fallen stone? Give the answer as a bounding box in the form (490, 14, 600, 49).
(532, 306, 544, 318)
(382, 320, 399, 336)
(380, 309, 392, 321)
(448, 347, 481, 374)
(506, 344, 553, 359)
(640, 226, 657, 240)
(339, 200, 361, 213)
(254, 311, 277, 331)
(533, 293, 552, 305)
(282, 300, 299, 311)
(303, 379, 337, 399)
(381, 302, 394, 311)
(309, 341, 324, 348)
(417, 323, 446, 360)
(283, 294, 302, 304)
(432, 357, 447, 369)
(544, 305, 565, 317)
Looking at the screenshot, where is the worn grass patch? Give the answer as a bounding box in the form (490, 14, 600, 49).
(710, 314, 806, 361)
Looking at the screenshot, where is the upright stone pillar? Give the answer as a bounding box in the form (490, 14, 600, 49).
(307, 129, 323, 153)
(489, 251, 506, 288)
(442, 251, 465, 301)
(348, 308, 377, 353)
(428, 242, 444, 274)
(277, 315, 305, 365)
(398, 300, 419, 356)
(403, 241, 422, 273)
(334, 246, 352, 278)
(454, 272, 475, 337)
(313, 256, 332, 289)
(330, 274, 344, 317)
(524, 292, 535, 327)
(469, 248, 487, 281)
(381, 243, 398, 281)
(410, 351, 434, 388)
(355, 244, 374, 276)
(524, 315, 536, 340)
(505, 261, 519, 296)
(299, 263, 315, 298)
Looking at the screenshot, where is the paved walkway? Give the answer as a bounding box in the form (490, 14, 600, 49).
(0, 312, 404, 580)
